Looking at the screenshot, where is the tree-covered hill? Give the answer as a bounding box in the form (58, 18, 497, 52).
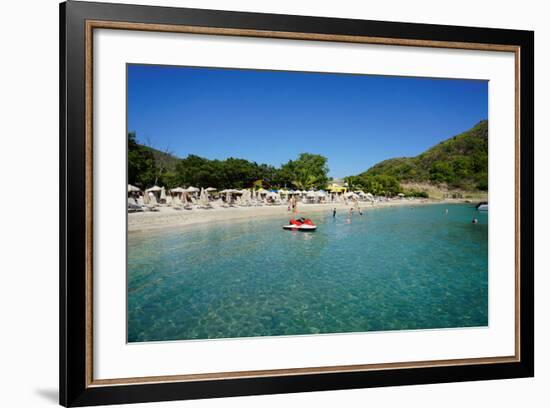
(362, 120, 488, 191)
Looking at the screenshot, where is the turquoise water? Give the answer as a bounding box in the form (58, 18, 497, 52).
(128, 204, 488, 342)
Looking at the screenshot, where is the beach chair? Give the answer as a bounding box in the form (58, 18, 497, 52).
(170, 196, 183, 210)
(181, 197, 193, 210)
(127, 197, 143, 212)
(145, 194, 160, 211)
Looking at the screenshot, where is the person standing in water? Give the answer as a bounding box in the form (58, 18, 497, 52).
(333, 208, 336, 218)
(353, 197, 362, 215)
(445, 208, 449, 215)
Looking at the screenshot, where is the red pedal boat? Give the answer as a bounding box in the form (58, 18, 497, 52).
(283, 217, 317, 231)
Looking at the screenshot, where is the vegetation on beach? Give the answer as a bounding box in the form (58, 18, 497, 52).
(128, 132, 329, 190)
(128, 120, 488, 197)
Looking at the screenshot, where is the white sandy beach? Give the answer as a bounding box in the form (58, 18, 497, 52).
(128, 199, 464, 234)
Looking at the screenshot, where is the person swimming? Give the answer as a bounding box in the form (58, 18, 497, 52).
(472, 218, 478, 224)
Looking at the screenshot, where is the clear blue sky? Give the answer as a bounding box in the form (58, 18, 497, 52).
(128, 64, 488, 178)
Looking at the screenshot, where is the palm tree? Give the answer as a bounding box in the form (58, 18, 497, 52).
(292, 169, 318, 190)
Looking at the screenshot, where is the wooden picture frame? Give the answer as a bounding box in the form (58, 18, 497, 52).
(60, 1, 534, 406)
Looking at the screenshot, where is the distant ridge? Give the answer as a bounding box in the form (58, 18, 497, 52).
(361, 120, 488, 191)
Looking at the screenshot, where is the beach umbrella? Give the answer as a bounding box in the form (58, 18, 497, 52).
(127, 184, 140, 193)
(200, 188, 209, 206)
(398, 193, 405, 197)
(206, 187, 217, 192)
(186, 186, 200, 193)
(146, 185, 161, 192)
(257, 188, 268, 194)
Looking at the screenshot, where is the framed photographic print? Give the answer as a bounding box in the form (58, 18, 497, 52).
(60, 1, 534, 406)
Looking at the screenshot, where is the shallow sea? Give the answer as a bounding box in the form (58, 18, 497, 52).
(127, 203, 488, 342)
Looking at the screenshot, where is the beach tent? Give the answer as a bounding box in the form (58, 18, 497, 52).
(145, 185, 162, 203)
(170, 187, 186, 193)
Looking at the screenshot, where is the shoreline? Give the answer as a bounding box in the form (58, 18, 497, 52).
(128, 199, 469, 235)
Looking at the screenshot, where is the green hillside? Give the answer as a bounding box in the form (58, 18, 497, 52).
(362, 120, 488, 191)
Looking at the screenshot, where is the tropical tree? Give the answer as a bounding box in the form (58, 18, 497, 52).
(127, 132, 156, 187)
(280, 153, 329, 190)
